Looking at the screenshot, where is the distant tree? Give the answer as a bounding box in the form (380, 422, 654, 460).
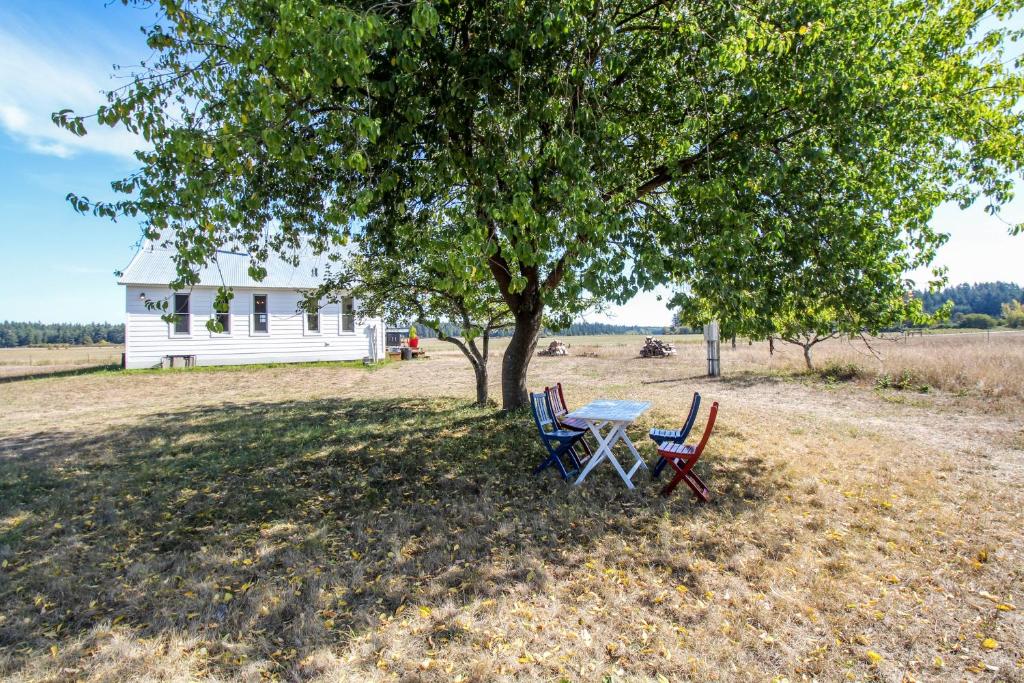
(959, 313, 998, 329)
(0, 321, 126, 348)
(917, 282, 1023, 317)
(1002, 300, 1024, 328)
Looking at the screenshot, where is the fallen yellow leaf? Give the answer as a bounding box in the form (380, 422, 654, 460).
(866, 649, 883, 665)
(981, 638, 998, 650)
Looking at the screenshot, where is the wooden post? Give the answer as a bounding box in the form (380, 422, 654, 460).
(704, 320, 721, 377)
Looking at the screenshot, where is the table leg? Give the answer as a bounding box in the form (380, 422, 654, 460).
(623, 433, 649, 479)
(574, 421, 616, 485)
(601, 424, 636, 489)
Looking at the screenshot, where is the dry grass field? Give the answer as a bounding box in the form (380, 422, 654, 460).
(1, 333, 1022, 681)
(0, 346, 123, 381)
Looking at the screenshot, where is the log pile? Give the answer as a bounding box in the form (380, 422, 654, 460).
(538, 340, 568, 357)
(639, 336, 676, 358)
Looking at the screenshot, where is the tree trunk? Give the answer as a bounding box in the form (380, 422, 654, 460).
(474, 362, 489, 407)
(803, 344, 814, 371)
(437, 333, 490, 407)
(501, 308, 544, 411)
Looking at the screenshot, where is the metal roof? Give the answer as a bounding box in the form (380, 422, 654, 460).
(118, 245, 335, 289)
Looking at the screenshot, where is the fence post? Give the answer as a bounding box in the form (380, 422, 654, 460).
(705, 320, 721, 377)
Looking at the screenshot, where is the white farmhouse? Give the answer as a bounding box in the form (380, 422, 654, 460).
(118, 245, 384, 369)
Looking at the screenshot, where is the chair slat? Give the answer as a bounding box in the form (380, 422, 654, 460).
(655, 401, 718, 501)
(546, 384, 592, 461)
(530, 391, 586, 480)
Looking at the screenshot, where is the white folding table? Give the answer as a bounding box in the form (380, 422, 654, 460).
(564, 399, 651, 489)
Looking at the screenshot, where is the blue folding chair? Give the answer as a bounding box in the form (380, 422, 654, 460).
(530, 391, 586, 480)
(648, 392, 701, 479)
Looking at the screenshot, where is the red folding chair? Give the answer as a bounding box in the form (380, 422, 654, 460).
(655, 402, 718, 500)
(545, 383, 593, 457)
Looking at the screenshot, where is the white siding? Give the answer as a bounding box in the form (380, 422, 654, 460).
(124, 286, 385, 369)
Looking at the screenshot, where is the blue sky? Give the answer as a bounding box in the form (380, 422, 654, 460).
(1, 1, 1022, 326)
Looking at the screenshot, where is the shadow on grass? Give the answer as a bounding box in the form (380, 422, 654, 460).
(0, 364, 122, 384)
(0, 397, 782, 678)
(640, 371, 789, 388)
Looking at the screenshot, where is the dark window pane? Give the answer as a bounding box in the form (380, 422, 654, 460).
(174, 294, 190, 334)
(254, 295, 268, 332)
(341, 297, 355, 332)
(216, 312, 230, 333)
(307, 312, 319, 332)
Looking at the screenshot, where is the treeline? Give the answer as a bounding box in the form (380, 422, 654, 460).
(0, 321, 125, 347)
(412, 321, 684, 338)
(916, 281, 1022, 317)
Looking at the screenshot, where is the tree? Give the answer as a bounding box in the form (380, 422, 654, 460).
(58, 0, 1024, 409)
(1003, 300, 1024, 328)
(338, 250, 513, 406)
(917, 282, 1024, 317)
(673, 218, 939, 371)
(959, 313, 998, 329)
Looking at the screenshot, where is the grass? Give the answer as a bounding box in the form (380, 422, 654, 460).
(0, 345, 123, 368)
(0, 353, 387, 383)
(1, 336, 1022, 680)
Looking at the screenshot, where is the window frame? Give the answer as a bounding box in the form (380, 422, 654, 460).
(171, 293, 191, 337)
(251, 293, 270, 335)
(339, 296, 356, 334)
(304, 304, 321, 335)
(211, 299, 231, 336)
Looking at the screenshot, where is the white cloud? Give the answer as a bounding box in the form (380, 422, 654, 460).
(0, 21, 145, 159)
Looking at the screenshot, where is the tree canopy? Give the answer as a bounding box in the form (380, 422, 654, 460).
(59, 0, 1024, 408)
(0, 321, 125, 348)
(916, 281, 1024, 317)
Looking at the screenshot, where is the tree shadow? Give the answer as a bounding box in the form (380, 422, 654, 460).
(713, 371, 791, 388)
(0, 396, 785, 679)
(640, 371, 789, 388)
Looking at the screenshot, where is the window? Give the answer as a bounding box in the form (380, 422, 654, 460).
(214, 303, 230, 334)
(340, 297, 355, 333)
(253, 294, 268, 333)
(173, 294, 190, 335)
(306, 309, 320, 333)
